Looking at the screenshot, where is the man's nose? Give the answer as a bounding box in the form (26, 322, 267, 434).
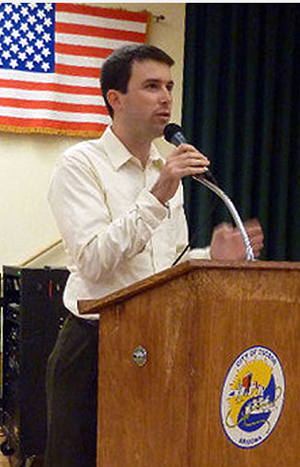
(160, 86, 172, 103)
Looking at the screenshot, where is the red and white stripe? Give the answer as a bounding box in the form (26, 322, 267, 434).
(0, 3, 149, 136)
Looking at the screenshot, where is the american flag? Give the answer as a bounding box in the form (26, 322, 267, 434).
(0, 3, 150, 137)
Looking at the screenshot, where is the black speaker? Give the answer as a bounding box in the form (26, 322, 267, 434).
(1, 266, 69, 462)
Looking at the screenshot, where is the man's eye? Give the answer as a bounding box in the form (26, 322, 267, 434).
(147, 83, 158, 90)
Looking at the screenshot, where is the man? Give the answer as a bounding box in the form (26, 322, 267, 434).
(45, 45, 263, 466)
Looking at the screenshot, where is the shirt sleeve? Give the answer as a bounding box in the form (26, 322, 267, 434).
(48, 152, 169, 283)
(187, 246, 211, 260)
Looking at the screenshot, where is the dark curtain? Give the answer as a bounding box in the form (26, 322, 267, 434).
(182, 3, 300, 261)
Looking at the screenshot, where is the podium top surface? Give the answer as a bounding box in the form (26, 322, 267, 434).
(78, 259, 300, 316)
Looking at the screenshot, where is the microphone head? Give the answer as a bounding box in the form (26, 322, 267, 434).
(163, 123, 183, 144)
(164, 123, 187, 146)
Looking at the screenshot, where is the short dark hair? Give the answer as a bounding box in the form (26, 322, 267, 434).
(100, 44, 175, 118)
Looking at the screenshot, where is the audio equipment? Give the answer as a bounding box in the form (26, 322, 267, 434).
(1, 266, 69, 465)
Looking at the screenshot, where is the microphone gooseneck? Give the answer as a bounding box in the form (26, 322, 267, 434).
(195, 176, 255, 261)
(164, 123, 255, 261)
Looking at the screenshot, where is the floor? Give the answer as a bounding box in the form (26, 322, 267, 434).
(0, 450, 42, 467)
(0, 449, 42, 467)
(0, 432, 42, 467)
(0, 445, 10, 467)
(0, 454, 9, 467)
(0, 431, 10, 467)
(0, 424, 43, 467)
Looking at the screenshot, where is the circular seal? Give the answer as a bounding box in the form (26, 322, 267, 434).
(220, 345, 285, 449)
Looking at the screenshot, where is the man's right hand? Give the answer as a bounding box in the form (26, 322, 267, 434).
(151, 143, 210, 205)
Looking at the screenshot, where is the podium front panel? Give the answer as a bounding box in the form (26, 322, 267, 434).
(95, 262, 300, 466)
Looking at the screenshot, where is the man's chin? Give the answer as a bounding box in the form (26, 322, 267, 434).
(152, 121, 169, 139)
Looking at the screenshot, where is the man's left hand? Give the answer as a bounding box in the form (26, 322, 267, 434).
(210, 218, 264, 261)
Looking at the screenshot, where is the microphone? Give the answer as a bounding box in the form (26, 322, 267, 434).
(163, 123, 215, 183)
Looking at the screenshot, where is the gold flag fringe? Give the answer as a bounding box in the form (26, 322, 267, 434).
(0, 124, 103, 139)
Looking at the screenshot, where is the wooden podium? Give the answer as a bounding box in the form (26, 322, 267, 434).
(79, 260, 300, 467)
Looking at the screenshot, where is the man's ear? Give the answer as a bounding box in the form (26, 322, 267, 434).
(106, 89, 123, 114)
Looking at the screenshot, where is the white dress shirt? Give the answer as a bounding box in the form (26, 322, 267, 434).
(48, 126, 210, 319)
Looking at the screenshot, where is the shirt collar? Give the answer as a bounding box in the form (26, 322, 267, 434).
(101, 126, 165, 171)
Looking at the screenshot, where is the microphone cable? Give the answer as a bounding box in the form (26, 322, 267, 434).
(172, 171, 219, 267)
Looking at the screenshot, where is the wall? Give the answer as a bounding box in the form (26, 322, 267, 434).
(0, 3, 186, 269)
